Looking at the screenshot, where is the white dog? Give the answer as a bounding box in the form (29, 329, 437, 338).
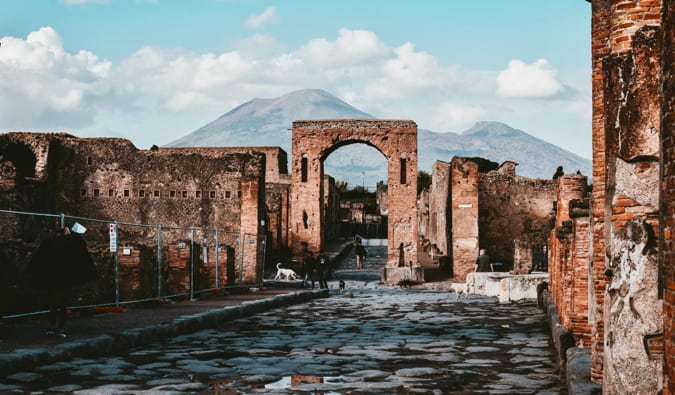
(450, 273, 475, 299)
(274, 263, 299, 281)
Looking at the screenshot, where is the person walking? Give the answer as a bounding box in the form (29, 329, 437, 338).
(303, 251, 317, 289)
(355, 242, 367, 270)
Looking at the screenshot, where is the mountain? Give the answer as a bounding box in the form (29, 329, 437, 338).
(166, 89, 592, 186)
(168, 89, 372, 149)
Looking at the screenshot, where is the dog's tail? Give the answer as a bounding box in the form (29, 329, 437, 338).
(276, 262, 281, 269)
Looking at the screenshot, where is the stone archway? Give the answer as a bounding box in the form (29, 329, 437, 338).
(290, 119, 419, 282)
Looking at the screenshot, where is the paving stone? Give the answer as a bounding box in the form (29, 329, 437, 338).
(5, 274, 565, 393)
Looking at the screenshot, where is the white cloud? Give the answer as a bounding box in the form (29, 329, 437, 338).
(246, 6, 279, 29)
(0, 26, 588, 152)
(497, 59, 565, 98)
(0, 27, 111, 130)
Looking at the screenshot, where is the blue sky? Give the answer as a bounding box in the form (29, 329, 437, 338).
(1, 0, 592, 158)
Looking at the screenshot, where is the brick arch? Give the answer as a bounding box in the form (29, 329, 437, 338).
(290, 119, 418, 276)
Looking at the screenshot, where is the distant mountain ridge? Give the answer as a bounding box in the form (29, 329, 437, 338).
(167, 89, 591, 185)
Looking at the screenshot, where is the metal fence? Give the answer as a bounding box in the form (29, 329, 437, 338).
(0, 209, 264, 319)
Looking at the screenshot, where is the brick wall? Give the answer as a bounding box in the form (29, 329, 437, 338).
(0, 133, 268, 300)
(590, 0, 611, 383)
(290, 119, 418, 275)
(450, 157, 479, 281)
(661, 1, 675, 393)
(589, 0, 665, 392)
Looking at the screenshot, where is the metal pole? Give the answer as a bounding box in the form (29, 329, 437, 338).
(237, 233, 242, 285)
(214, 230, 219, 289)
(190, 228, 195, 300)
(60, 213, 65, 229)
(157, 225, 162, 299)
(114, 221, 120, 306)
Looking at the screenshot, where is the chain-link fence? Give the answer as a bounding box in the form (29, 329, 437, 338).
(0, 209, 265, 319)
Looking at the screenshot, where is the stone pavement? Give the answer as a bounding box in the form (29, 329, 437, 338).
(0, 287, 328, 377)
(0, 279, 568, 394)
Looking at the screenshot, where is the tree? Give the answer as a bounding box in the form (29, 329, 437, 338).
(418, 170, 431, 194)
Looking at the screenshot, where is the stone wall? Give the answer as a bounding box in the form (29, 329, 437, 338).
(477, 167, 557, 272)
(662, 1, 675, 393)
(548, 1, 671, 392)
(418, 156, 556, 281)
(0, 133, 268, 291)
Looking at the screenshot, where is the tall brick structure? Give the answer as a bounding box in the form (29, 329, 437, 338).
(290, 119, 418, 279)
(418, 157, 557, 281)
(662, 2, 675, 393)
(546, 1, 673, 393)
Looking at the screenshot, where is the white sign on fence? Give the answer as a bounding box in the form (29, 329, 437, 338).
(109, 223, 117, 252)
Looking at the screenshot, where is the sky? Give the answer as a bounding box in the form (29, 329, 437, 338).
(0, 0, 593, 159)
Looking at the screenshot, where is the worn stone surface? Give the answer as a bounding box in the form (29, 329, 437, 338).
(5, 286, 564, 394)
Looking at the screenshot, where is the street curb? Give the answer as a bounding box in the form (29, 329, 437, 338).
(0, 289, 329, 376)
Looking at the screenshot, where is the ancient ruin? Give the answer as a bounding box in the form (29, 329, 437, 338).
(544, 1, 674, 393)
(290, 119, 419, 283)
(2, 2, 675, 391)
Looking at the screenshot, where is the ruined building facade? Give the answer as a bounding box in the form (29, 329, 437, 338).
(418, 157, 557, 281)
(0, 133, 271, 302)
(546, 1, 675, 393)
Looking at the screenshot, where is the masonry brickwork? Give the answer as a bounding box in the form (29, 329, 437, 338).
(0, 133, 268, 306)
(547, 1, 673, 393)
(418, 157, 556, 281)
(662, 2, 675, 393)
(290, 119, 418, 281)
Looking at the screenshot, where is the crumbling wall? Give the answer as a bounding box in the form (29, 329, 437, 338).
(549, 175, 592, 349)
(0, 133, 268, 293)
(450, 157, 479, 281)
(661, 1, 675, 393)
(477, 170, 556, 272)
(601, 17, 663, 394)
(586, 0, 666, 391)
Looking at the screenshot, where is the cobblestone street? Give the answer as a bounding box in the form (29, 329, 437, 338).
(4, 286, 565, 394)
(1, 246, 566, 394)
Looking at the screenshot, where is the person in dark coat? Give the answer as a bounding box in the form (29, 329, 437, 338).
(24, 223, 97, 337)
(475, 249, 493, 272)
(355, 242, 367, 270)
(317, 253, 330, 289)
(303, 251, 317, 289)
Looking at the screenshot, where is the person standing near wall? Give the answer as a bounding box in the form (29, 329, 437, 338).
(317, 252, 329, 289)
(475, 249, 493, 272)
(303, 251, 317, 289)
(23, 223, 97, 337)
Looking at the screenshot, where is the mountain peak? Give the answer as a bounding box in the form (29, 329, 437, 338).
(462, 121, 524, 137)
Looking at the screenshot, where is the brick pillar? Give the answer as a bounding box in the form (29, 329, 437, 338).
(599, 1, 663, 392)
(239, 178, 265, 284)
(661, 1, 675, 393)
(552, 175, 587, 333)
(449, 157, 479, 281)
(589, 0, 611, 383)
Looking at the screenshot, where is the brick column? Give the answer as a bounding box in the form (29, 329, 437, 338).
(589, 1, 611, 382)
(661, 1, 675, 393)
(599, 1, 663, 392)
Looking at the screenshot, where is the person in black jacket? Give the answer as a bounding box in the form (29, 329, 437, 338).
(317, 253, 330, 289)
(24, 223, 97, 337)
